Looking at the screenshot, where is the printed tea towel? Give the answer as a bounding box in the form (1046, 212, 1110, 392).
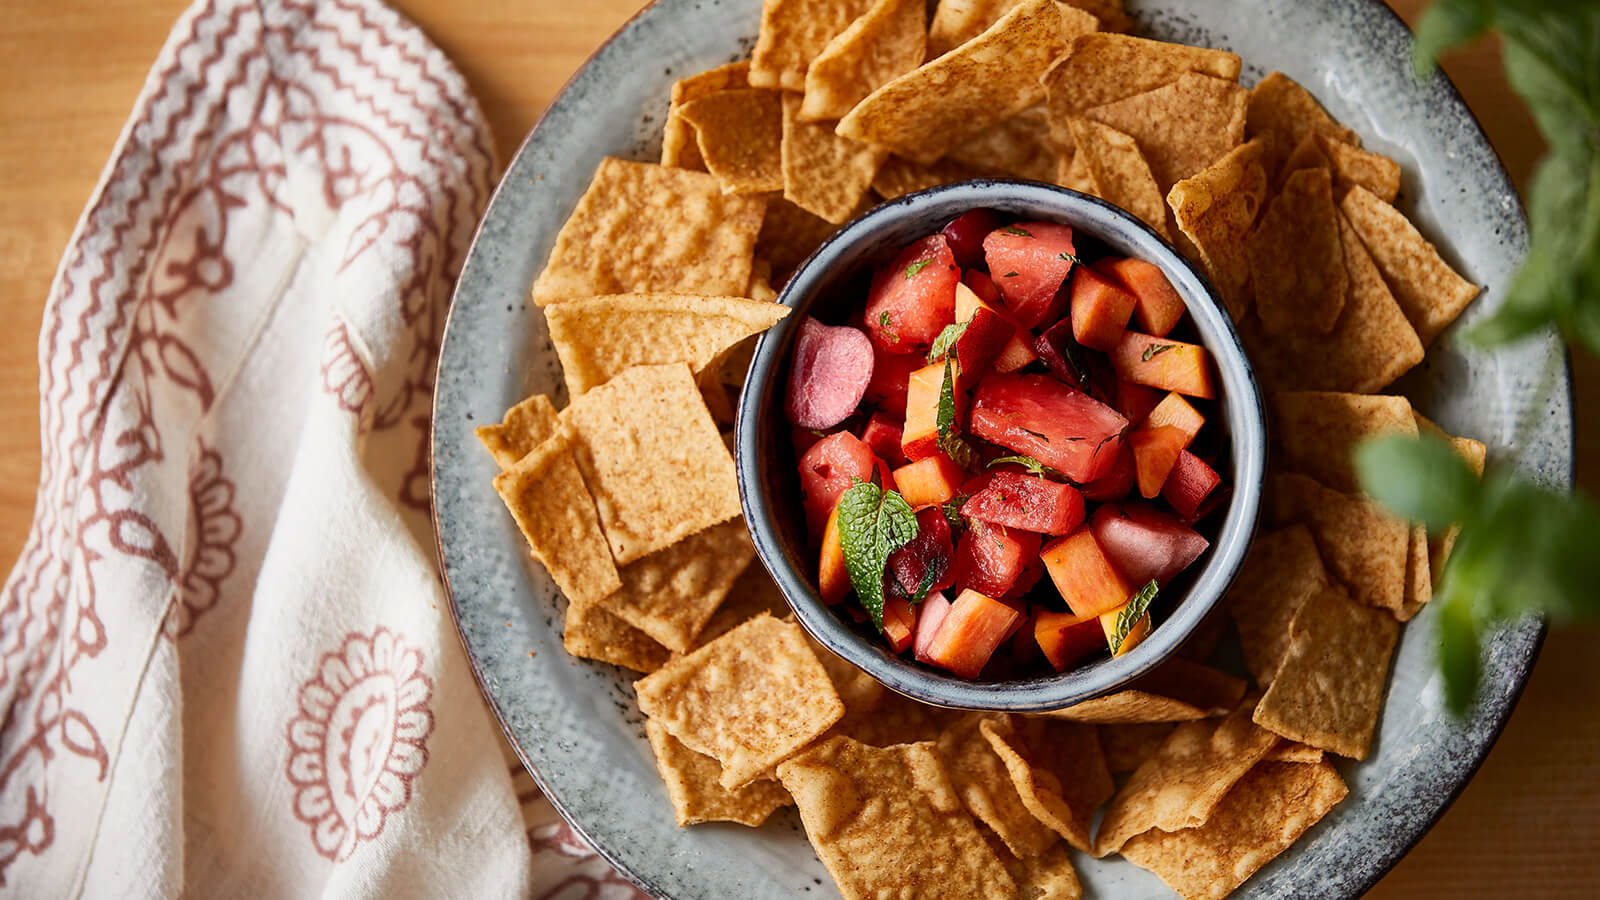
(0, 0, 642, 896)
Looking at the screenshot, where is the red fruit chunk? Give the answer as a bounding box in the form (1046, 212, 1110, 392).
(950, 305, 1014, 382)
(968, 373, 1129, 484)
(953, 520, 1041, 598)
(886, 507, 957, 601)
(1116, 381, 1165, 423)
(914, 591, 953, 662)
(1042, 527, 1131, 617)
(1034, 609, 1105, 671)
(883, 595, 916, 653)
(923, 589, 1023, 679)
(1129, 423, 1188, 498)
(819, 504, 850, 604)
(866, 235, 959, 354)
(786, 317, 875, 429)
(956, 281, 1037, 374)
(901, 363, 947, 462)
(961, 472, 1085, 535)
(1070, 265, 1138, 351)
(864, 348, 922, 418)
(1163, 450, 1222, 519)
(982, 222, 1078, 330)
(860, 412, 907, 469)
(1091, 504, 1209, 587)
(1081, 443, 1136, 503)
(1005, 554, 1046, 601)
(1100, 257, 1186, 337)
(799, 432, 893, 538)
(1110, 331, 1216, 399)
(792, 426, 832, 459)
(942, 209, 1004, 269)
(894, 454, 967, 508)
(962, 269, 1003, 306)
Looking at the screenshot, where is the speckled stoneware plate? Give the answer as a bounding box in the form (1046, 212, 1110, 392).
(431, 1, 1572, 898)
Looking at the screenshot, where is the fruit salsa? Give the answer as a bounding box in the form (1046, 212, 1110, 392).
(785, 210, 1227, 680)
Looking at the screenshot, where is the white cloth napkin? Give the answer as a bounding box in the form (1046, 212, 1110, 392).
(0, 1, 646, 895)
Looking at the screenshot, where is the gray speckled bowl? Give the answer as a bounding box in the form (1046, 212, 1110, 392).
(736, 180, 1267, 712)
(431, 1, 1571, 898)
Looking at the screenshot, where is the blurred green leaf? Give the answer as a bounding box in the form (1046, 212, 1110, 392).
(1355, 435, 1481, 530)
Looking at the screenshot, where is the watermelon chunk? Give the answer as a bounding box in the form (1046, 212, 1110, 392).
(982, 222, 1078, 330)
(799, 432, 893, 538)
(956, 279, 1036, 373)
(968, 373, 1129, 484)
(1081, 442, 1136, 503)
(864, 347, 922, 418)
(866, 235, 959, 354)
(1090, 504, 1209, 587)
(942, 209, 1004, 269)
(860, 412, 907, 469)
(961, 472, 1086, 535)
(923, 589, 1023, 679)
(953, 520, 1041, 598)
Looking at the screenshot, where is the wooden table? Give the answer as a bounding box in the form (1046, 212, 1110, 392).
(2, 2, 1594, 896)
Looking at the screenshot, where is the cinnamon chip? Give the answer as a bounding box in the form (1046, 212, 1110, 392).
(475, 393, 560, 470)
(751, 0, 877, 91)
(493, 433, 621, 604)
(679, 88, 786, 194)
(982, 716, 1112, 853)
(800, 0, 927, 121)
(1224, 524, 1331, 685)
(1270, 472, 1409, 616)
(644, 718, 795, 826)
(1248, 167, 1348, 334)
(1084, 71, 1248, 192)
(661, 61, 751, 170)
(1273, 390, 1418, 493)
(1166, 138, 1268, 320)
(1245, 71, 1361, 178)
(598, 520, 757, 652)
(781, 93, 886, 224)
(1069, 117, 1171, 239)
(1340, 184, 1482, 346)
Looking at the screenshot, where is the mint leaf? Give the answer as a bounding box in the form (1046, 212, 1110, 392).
(1109, 580, 1158, 654)
(988, 455, 1054, 477)
(1437, 598, 1482, 717)
(1003, 271, 1019, 277)
(1355, 434, 1481, 530)
(941, 493, 970, 530)
(837, 480, 920, 631)
(928, 321, 969, 363)
(1058, 251, 1086, 265)
(878, 310, 898, 342)
(1003, 225, 1033, 237)
(937, 358, 978, 469)
(1141, 343, 1178, 362)
(905, 259, 933, 279)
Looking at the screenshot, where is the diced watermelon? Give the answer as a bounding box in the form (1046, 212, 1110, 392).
(1144, 392, 1204, 445)
(1034, 609, 1105, 671)
(1090, 504, 1209, 587)
(961, 472, 1085, 535)
(1081, 442, 1136, 502)
(913, 591, 953, 662)
(883, 595, 917, 653)
(950, 305, 1014, 384)
(864, 347, 922, 418)
(982, 222, 1078, 330)
(818, 502, 850, 604)
(1115, 381, 1165, 423)
(1033, 317, 1092, 390)
(956, 280, 1036, 373)
(923, 589, 1023, 678)
(901, 363, 947, 462)
(968, 374, 1129, 484)
(893, 454, 966, 508)
(942, 209, 1004, 269)
(1163, 450, 1221, 519)
(860, 412, 908, 469)
(1129, 424, 1188, 498)
(799, 432, 894, 537)
(953, 520, 1041, 598)
(1100, 602, 1152, 657)
(1070, 265, 1138, 351)
(866, 235, 959, 354)
(1099, 257, 1186, 337)
(1041, 528, 1131, 617)
(1110, 331, 1216, 399)
(885, 507, 956, 601)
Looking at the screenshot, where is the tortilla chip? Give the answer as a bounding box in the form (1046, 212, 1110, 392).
(1340, 184, 1481, 346)
(982, 833, 1083, 900)
(546, 293, 789, 396)
(560, 363, 742, 564)
(776, 736, 1017, 900)
(803, 629, 889, 715)
(662, 61, 751, 170)
(1040, 691, 1212, 724)
(1248, 167, 1348, 334)
(982, 716, 1112, 854)
(678, 89, 785, 195)
(931, 0, 1133, 58)
(493, 433, 621, 604)
(838, 0, 1089, 166)
(747, 258, 779, 302)
(1042, 658, 1243, 724)
(1224, 524, 1332, 685)
(1098, 723, 1177, 774)
(1264, 741, 1325, 764)
(563, 597, 671, 672)
(937, 714, 1063, 859)
(532, 158, 765, 305)
(1415, 414, 1488, 580)
(1254, 583, 1399, 759)
(1245, 71, 1361, 179)
(1278, 133, 1333, 184)
(948, 106, 1061, 184)
(1273, 390, 1417, 492)
(1057, 150, 1098, 195)
(475, 393, 560, 470)
(692, 561, 794, 649)
(1120, 760, 1348, 900)
(758, 195, 844, 278)
(1398, 523, 1432, 621)
(1044, 34, 1241, 151)
(597, 520, 756, 652)
(1271, 472, 1409, 615)
(1068, 118, 1170, 239)
(644, 718, 795, 826)
(872, 154, 984, 199)
(1166, 137, 1268, 320)
(836, 691, 964, 747)
(1093, 697, 1280, 856)
(1318, 134, 1401, 203)
(781, 94, 887, 224)
(636, 614, 844, 788)
(1084, 71, 1248, 192)
(801, 0, 927, 121)
(751, 0, 877, 91)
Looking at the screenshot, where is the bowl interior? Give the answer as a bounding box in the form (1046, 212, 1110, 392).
(737, 180, 1267, 712)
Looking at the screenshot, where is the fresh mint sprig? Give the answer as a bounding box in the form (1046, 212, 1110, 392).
(1110, 580, 1159, 654)
(836, 476, 920, 632)
(937, 358, 978, 468)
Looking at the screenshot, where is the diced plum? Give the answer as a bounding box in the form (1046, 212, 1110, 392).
(956, 281, 1036, 373)
(1033, 317, 1091, 390)
(866, 235, 959, 354)
(1034, 609, 1105, 671)
(1099, 257, 1186, 337)
(1070, 265, 1138, 351)
(1100, 602, 1152, 657)
(950, 305, 1014, 383)
(953, 520, 1041, 598)
(1091, 504, 1209, 587)
(786, 317, 875, 429)
(982, 222, 1078, 330)
(883, 595, 916, 653)
(942, 209, 1004, 269)
(1110, 331, 1216, 399)
(819, 503, 851, 604)
(901, 363, 947, 462)
(1144, 392, 1204, 445)
(1042, 528, 1131, 617)
(1081, 442, 1136, 503)
(913, 591, 953, 662)
(860, 412, 908, 469)
(894, 454, 966, 508)
(1130, 424, 1187, 498)
(799, 432, 894, 537)
(1163, 450, 1221, 520)
(968, 374, 1129, 484)
(963, 269, 1003, 306)
(961, 472, 1085, 535)
(923, 588, 1023, 679)
(1116, 381, 1165, 423)
(886, 507, 956, 601)
(865, 348, 923, 418)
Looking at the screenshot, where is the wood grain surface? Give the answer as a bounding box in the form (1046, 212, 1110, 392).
(1, 1, 1594, 896)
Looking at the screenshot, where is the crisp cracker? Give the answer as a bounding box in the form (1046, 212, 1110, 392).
(937, 714, 1063, 859)
(1273, 390, 1418, 493)
(1092, 697, 1280, 856)
(1166, 137, 1268, 321)
(644, 718, 794, 826)
(662, 61, 751, 170)
(778, 737, 1017, 900)
(636, 614, 844, 788)
(838, 0, 1089, 166)
(1044, 34, 1241, 150)
(982, 716, 1112, 854)
(1278, 133, 1333, 185)
(1041, 691, 1213, 724)
(836, 690, 964, 747)
(1254, 583, 1399, 759)
(751, 0, 877, 91)
(801, 0, 927, 121)
(1042, 658, 1244, 724)
(1271, 472, 1409, 615)
(983, 833, 1083, 900)
(1069, 117, 1170, 239)
(1263, 741, 1326, 764)
(1084, 71, 1248, 193)
(1098, 723, 1177, 775)
(1248, 166, 1349, 334)
(1120, 760, 1348, 900)
(563, 597, 671, 673)
(1415, 413, 1488, 580)
(493, 433, 622, 604)
(475, 393, 560, 470)
(597, 519, 756, 653)
(1318, 134, 1401, 203)
(545, 293, 789, 396)
(782, 93, 887, 224)
(692, 561, 793, 649)
(948, 106, 1061, 184)
(872, 154, 984, 199)
(1224, 524, 1332, 685)
(747, 258, 779, 302)
(1245, 71, 1361, 179)
(1057, 150, 1098, 195)
(560, 363, 742, 564)
(1341, 184, 1481, 346)
(931, 0, 1133, 58)
(679, 88, 786, 195)
(1398, 523, 1432, 622)
(532, 158, 764, 305)
(758, 195, 845, 278)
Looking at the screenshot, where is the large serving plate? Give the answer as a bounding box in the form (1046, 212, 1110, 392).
(431, 1, 1571, 897)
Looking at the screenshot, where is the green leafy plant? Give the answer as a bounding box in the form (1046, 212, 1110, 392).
(836, 476, 919, 632)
